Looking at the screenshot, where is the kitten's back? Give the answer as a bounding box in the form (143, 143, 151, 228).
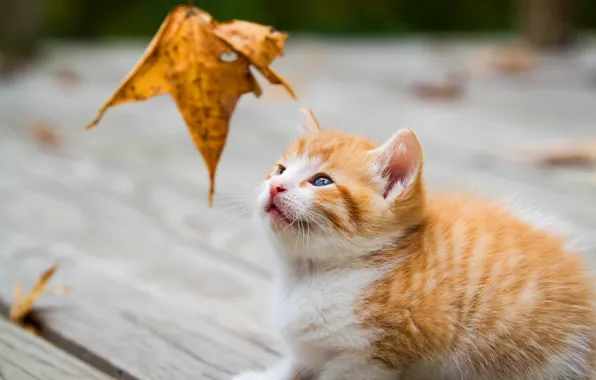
(359, 194, 596, 379)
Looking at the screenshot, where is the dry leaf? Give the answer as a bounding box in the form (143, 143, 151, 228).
(410, 80, 465, 101)
(85, 5, 296, 206)
(30, 122, 61, 149)
(10, 264, 59, 327)
(488, 43, 535, 75)
(261, 75, 299, 101)
(409, 70, 467, 101)
(523, 140, 596, 167)
(55, 67, 81, 88)
(213, 21, 296, 98)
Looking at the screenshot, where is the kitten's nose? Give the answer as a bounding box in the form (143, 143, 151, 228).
(269, 183, 287, 199)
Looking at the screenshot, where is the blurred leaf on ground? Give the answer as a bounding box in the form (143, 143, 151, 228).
(54, 67, 81, 89)
(10, 264, 60, 335)
(522, 140, 596, 167)
(480, 42, 536, 75)
(30, 121, 61, 149)
(409, 72, 467, 101)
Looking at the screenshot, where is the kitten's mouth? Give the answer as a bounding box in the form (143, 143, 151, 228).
(264, 199, 308, 230)
(265, 201, 292, 224)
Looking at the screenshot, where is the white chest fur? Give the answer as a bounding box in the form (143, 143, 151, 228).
(270, 263, 380, 366)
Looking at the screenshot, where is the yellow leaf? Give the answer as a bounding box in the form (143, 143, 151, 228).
(213, 20, 296, 99)
(10, 264, 59, 326)
(86, 5, 295, 206)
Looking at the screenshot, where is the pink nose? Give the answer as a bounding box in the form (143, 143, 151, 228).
(269, 183, 287, 199)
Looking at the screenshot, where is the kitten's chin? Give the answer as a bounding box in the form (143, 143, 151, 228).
(265, 209, 298, 231)
(258, 196, 311, 236)
(262, 208, 310, 234)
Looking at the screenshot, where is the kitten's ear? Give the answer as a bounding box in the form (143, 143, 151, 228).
(297, 108, 321, 135)
(370, 129, 424, 199)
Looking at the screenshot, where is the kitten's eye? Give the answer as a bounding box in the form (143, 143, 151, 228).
(274, 165, 286, 175)
(311, 175, 333, 187)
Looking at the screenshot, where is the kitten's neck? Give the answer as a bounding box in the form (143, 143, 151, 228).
(272, 222, 424, 277)
(275, 255, 360, 280)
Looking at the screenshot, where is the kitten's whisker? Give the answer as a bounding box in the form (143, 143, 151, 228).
(292, 213, 301, 252)
(274, 131, 293, 147)
(279, 128, 297, 147)
(215, 200, 254, 210)
(221, 205, 253, 214)
(296, 215, 304, 252)
(306, 208, 353, 248)
(220, 178, 261, 192)
(217, 201, 255, 219)
(221, 209, 254, 221)
(216, 199, 254, 210)
(302, 211, 329, 238)
(216, 193, 259, 202)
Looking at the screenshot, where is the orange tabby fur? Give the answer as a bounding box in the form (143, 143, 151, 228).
(235, 110, 596, 380)
(359, 194, 596, 379)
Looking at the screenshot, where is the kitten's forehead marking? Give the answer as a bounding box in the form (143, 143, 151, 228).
(281, 155, 323, 183)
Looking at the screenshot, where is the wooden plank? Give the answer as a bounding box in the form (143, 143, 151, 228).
(0, 110, 280, 377)
(0, 40, 596, 380)
(3, 55, 594, 264)
(0, 317, 112, 380)
(3, 106, 596, 274)
(0, 226, 279, 380)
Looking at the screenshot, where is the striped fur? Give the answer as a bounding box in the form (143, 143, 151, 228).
(234, 110, 596, 380)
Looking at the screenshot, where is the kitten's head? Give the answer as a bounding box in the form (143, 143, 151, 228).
(257, 109, 426, 260)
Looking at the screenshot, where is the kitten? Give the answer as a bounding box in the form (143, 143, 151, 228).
(233, 109, 596, 380)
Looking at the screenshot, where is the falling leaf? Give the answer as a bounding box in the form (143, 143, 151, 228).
(213, 21, 296, 99)
(10, 264, 59, 329)
(260, 75, 299, 101)
(521, 140, 596, 167)
(85, 5, 296, 206)
(30, 122, 61, 149)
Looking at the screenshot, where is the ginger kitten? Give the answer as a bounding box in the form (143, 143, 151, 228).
(233, 109, 596, 380)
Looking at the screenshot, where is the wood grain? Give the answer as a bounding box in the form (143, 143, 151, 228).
(0, 318, 113, 380)
(0, 221, 278, 380)
(0, 39, 595, 380)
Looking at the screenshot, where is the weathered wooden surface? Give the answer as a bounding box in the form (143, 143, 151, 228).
(0, 317, 113, 380)
(0, 38, 596, 379)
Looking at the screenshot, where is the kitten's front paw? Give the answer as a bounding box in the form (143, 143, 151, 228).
(231, 371, 267, 380)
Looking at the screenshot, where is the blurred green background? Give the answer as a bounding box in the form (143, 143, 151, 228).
(39, 0, 596, 38)
(0, 0, 594, 73)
